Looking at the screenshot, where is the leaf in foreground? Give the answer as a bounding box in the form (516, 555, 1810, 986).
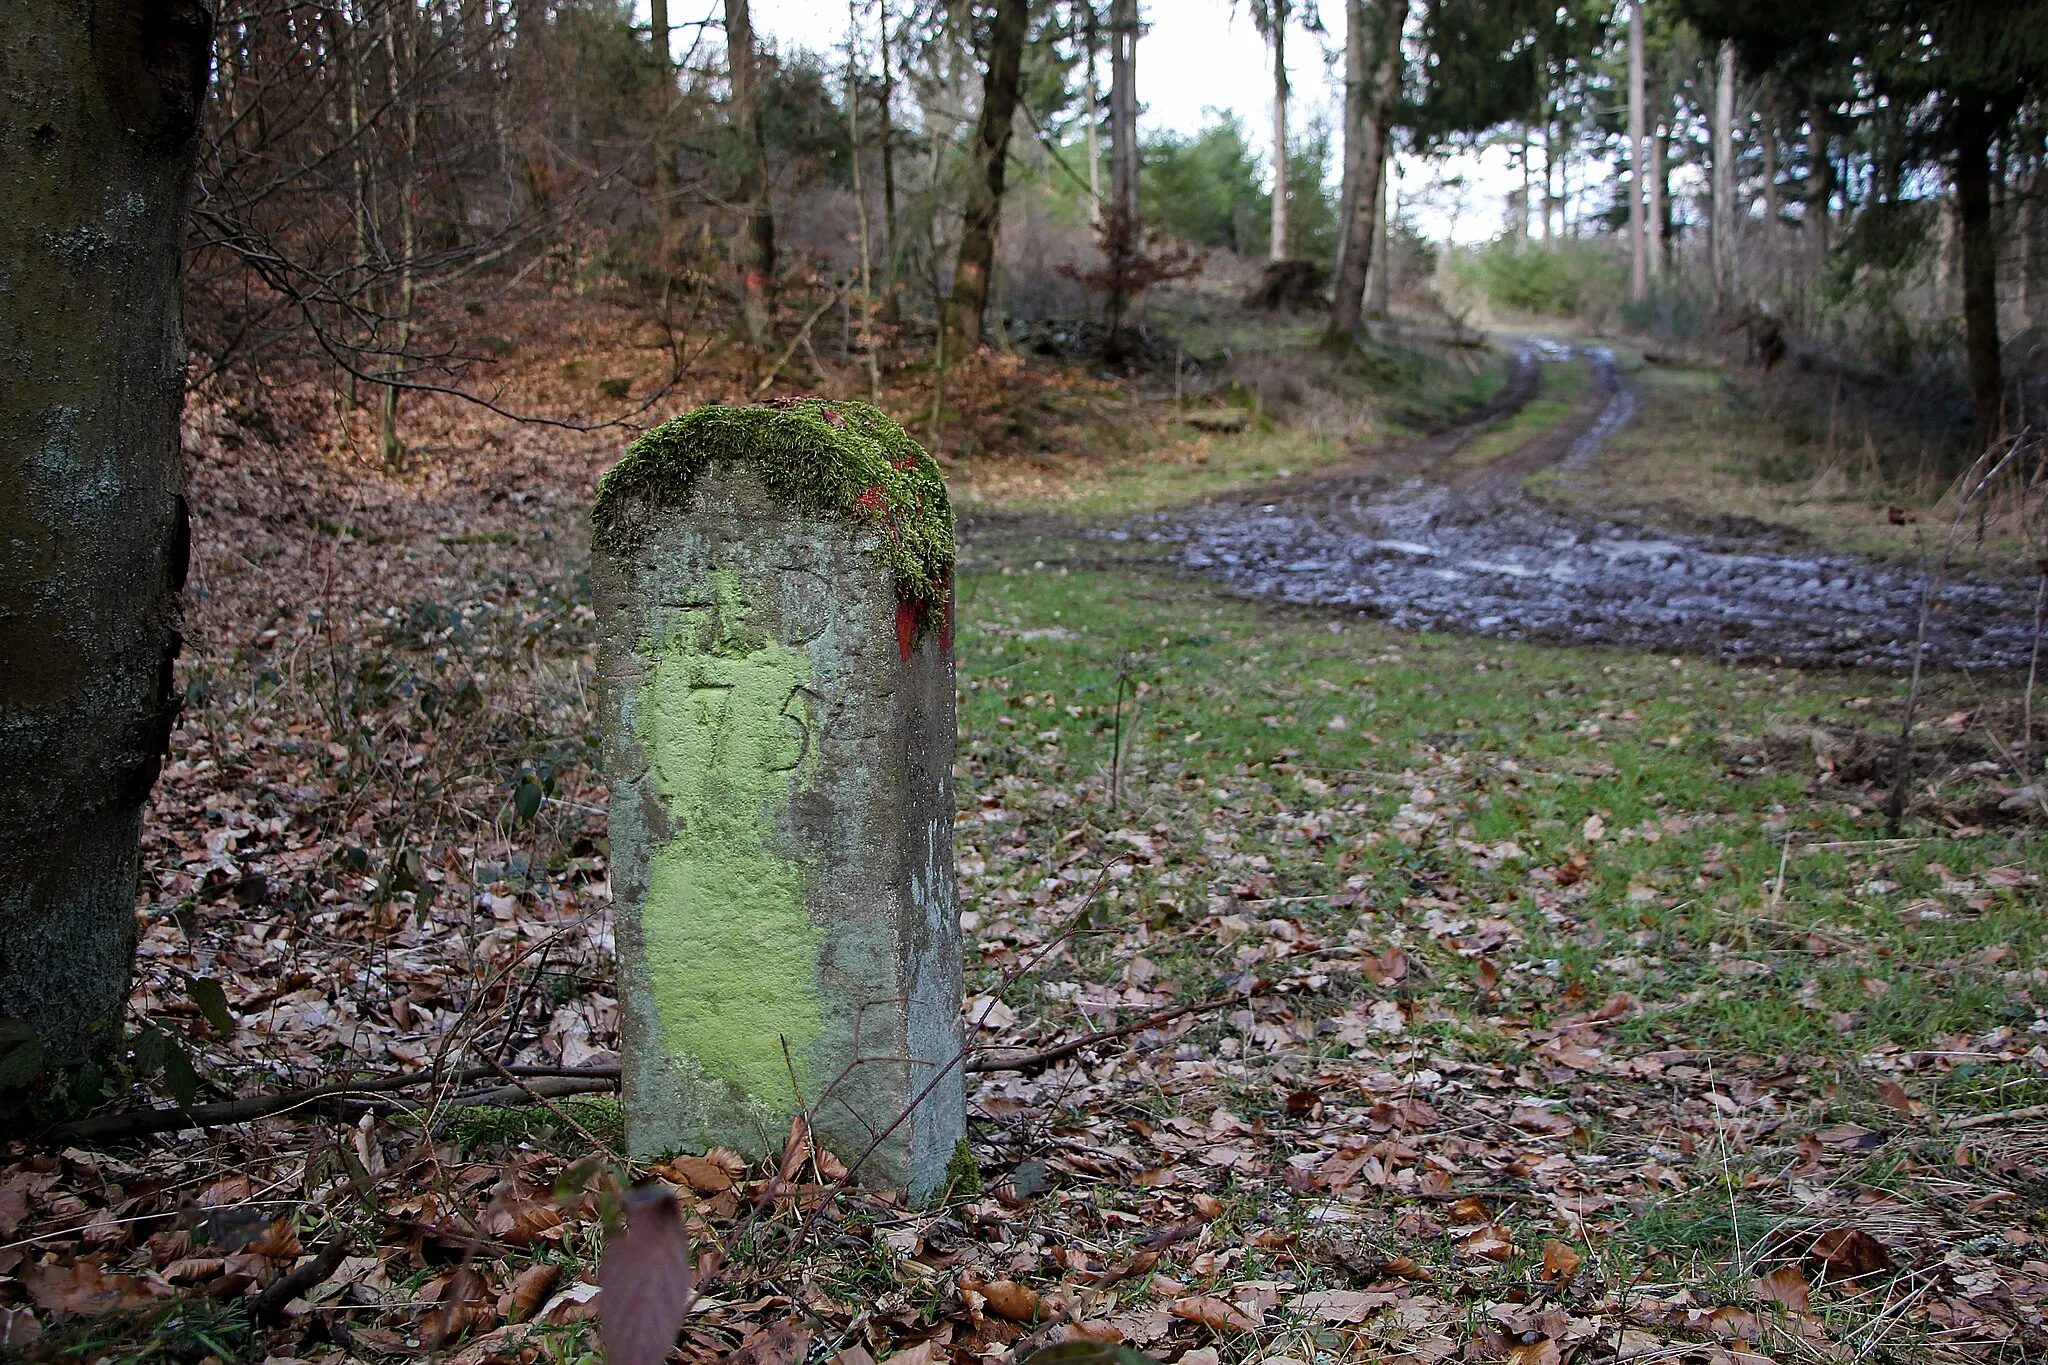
(600, 1185, 697, 1365)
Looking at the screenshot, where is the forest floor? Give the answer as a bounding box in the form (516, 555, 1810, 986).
(4, 288, 2047, 1365)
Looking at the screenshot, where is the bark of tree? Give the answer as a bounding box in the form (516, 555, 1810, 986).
(1329, 0, 1407, 344)
(1269, 9, 1289, 260)
(1807, 107, 1830, 281)
(651, 0, 679, 217)
(1109, 0, 1139, 228)
(879, 0, 901, 322)
(726, 0, 775, 352)
(1954, 94, 2006, 446)
(1648, 92, 1666, 279)
(1626, 0, 1647, 301)
(1083, 1, 1102, 224)
(1712, 39, 1734, 312)
(1334, 1, 1362, 282)
(941, 0, 1029, 361)
(1366, 159, 1390, 315)
(0, 0, 214, 1078)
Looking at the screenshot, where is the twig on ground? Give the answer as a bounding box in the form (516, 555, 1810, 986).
(39, 1065, 622, 1145)
(966, 984, 1264, 1075)
(754, 278, 854, 398)
(252, 1234, 356, 1325)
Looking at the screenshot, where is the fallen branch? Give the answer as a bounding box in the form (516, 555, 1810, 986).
(1948, 1102, 2048, 1131)
(40, 1064, 623, 1146)
(753, 277, 854, 398)
(966, 984, 1264, 1075)
(252, 1234, 355, 1325)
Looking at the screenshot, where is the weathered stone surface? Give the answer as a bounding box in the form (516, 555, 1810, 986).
(594, 405, 961, 1196)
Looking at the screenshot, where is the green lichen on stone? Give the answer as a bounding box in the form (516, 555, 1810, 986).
(635, 570, 827, 1110)
(593, 398, 955, 605)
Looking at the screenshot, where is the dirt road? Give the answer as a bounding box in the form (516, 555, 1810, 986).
(1132, 344, 2039, 669)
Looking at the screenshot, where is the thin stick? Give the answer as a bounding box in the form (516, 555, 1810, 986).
(847, 1, 882, 404)
(966, 985, 1262, 1075)
(753, 277, 855, 398)
(39, 1064, 621, 1146)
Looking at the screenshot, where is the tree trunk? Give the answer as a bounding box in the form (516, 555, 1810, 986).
(1712, 40, 1734, 312)
(1367, 157, 1390, 315)
(1626, 0, 1647, 301)
(1807, 107, 1829, 280)
(726, 0, 775, 352)
(0, 0, 213, 1084)
(1334, 0, 1363, 282)
(1269, 8, 1289, 261)
(1648, 93, 1666, 279)
(651, 0, 678, 216)
(879, 0, 901, 322)
(1954, 95, 2005, 446)
(1083, 1, 1101, 224)
(1329, 0, 1408, 344)
(942, 0, 1029, 361)
(1109, 0, 1139, 228)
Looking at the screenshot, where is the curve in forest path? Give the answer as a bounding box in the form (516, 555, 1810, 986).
(1129, 342, 2037, 670)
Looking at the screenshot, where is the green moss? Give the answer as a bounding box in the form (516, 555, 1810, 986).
(636, 570, 827, 1110)
(937, 1138, 982, 1206)
(443, 1095, 626, 1149)
(593, 398, 955, 605)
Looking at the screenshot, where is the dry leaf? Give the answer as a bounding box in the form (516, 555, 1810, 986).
(507, 1262, 560, 1321)
(420, 1264, 495, 1350)
(1754, 1265, 1810, 1313)
(662, 1156, 735, 1193)
(1458, 1224, 1516, 1262)
(729, 1321, 814, 1365)
(1504, 1340, 1561, 1365)
(599, 1186, 697, 1365)
(1540, 1239, 1583, 1280)
(1448, 1196, 1491, 1225)
(1168, 1295, 1258, 1333)
(1808, 1227, 1891, 1279)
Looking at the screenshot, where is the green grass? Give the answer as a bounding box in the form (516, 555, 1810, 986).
(953, 560, 2047, 1063)
(1451, 357, 1589, 468)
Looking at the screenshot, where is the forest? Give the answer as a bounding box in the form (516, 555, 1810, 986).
(5, 1, 2048, 1362)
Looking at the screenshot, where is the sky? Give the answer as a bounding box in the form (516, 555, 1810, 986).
(652, 0, 1530, 244)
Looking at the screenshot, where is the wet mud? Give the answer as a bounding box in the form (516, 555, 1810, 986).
(1130, 345, 2039, 669)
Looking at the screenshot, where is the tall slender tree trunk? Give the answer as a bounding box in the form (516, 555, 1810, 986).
(380, 9, 418, 472)
(848, 0, 880, 400)
(1626, 0, 1647, 302)
(1648, 97, 1666, 279)
(726, 0, 775, 353)
(1807, 107, 1829, 280)
(1269, 8, 1289, 261)
(879, 0, 901, 323)
(942, 0, 1029, 361)
(1712, 40, 1734, 312)
(651, 0, 679, 217)
(1083, 2, 1102, 224)
(1329, 0, 1408, 344)
(1109, 0, 1139, 228)
(1, 0, 214, 1083)
(1367, 158, 1390, 315)
(1334, 0, 1363, 282)
(1954, 94, 2006, 446)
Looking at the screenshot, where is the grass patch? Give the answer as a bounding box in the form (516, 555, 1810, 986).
(1451, 357, 1589, 468)
(954, 558, 2046, 1065)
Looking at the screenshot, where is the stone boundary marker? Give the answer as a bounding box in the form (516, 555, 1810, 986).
(592, 397, 962, 1197)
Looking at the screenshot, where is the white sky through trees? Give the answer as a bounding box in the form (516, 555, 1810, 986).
(648, 0, 1532, 243)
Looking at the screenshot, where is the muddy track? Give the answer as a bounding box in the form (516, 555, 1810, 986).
(1129, 344, 2038, 670)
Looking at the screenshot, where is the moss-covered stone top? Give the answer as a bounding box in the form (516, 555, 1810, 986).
(592, 398, 955, 606)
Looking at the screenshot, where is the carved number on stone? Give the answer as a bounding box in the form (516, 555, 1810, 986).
(771, 686, 820, 773)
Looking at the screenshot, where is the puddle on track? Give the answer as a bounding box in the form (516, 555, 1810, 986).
(1129, 345, 2038, 669)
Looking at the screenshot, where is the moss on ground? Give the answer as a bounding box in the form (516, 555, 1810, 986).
(593, 398, 955, 605)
